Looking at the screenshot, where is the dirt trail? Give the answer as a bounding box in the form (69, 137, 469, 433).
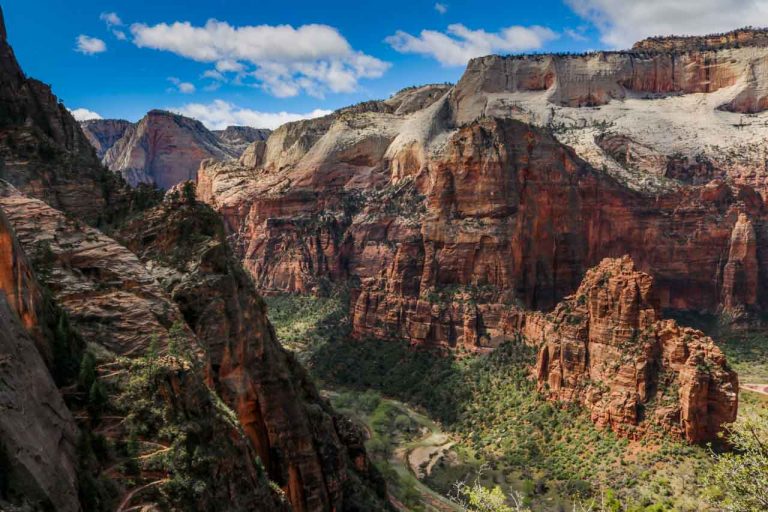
(741, 383, 768, 396)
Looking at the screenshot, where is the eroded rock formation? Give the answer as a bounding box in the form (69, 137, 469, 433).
(117, 195, 388, 512)
(526, 256, 739, 443)
(199, 110, 766, 348)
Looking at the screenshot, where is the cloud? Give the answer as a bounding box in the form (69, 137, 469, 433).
(564, 28, 588, 42)
(566, 0, 768, 49)
(172, 99, 332, 130)
(386, 24, 557, 66)
(100, 11, 128, 40)
(75, 35, 107, 55)
(168, 77, 196, 94)
(202, 69, 225, 81)
(69, 108, 102, 121)
(100, 12, 123, 27)
(129, 19, 389, 97)
(435, 3, 448, 14)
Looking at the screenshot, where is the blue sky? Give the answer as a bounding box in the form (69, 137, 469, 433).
(4, 0, 763, 128)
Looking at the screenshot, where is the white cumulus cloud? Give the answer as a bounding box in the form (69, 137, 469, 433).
(130, 19, 390, 98)
(386, 24, 557, 66)
(75, 35, 107, 55)
(168, 77, 196, 94)
(172, 99, 332, 130)
(69, 108, 103, 121)
(566, 0, 768, 49)
(435, 3, 448, 14)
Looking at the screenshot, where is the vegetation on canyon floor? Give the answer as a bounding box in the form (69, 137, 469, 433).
(266, 291, 768, 512)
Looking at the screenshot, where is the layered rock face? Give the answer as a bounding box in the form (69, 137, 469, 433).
(0, 8, 121, 224)
(0, 183, 305, 511)
(526, 256, 738, 443)
(0, 209, 79, 512)
(199, 108, 766, 348)
(117, 196, 388, 512)
(79, 119, 132, 159)
(102, 110, 241, 189)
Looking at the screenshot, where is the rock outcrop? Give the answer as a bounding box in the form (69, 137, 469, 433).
(79, 119, 132, 159)
(0, 6, 123, 224)
(526, 256, 738, 443)
(102, 110, 241, 189)
(721, 212, 759, 317)
(213, 125, 271, 155)
(117, 195, 389, 512)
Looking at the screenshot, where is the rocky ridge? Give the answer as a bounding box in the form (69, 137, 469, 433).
(0, 11, 124, 224)
(0, 6, 389, 510)
(525, 256, 739, 443)
(117, 194, 388, 512)
(85, 114, 270, 190)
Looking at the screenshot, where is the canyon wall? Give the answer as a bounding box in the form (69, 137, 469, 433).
(117, 196, 388, 512)
(199, 112, 766, 349)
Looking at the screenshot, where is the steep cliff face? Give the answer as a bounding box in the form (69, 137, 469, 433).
(102, 110, 239, 189)
(0, 208, 79, 512)
(526, 256, 738, 443)
(0, 7, 387, 510)
(0, 182, 291, 511)
(79, 119, 132, 159)
(199, 111, 766, 348)
(0, 7, 120, 224)
(117, 196, 389, 512)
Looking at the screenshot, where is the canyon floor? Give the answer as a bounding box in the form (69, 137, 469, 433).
(266, 291, 768, 511)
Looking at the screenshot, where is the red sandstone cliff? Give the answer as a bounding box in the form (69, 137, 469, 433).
(199, 112, 766, 349)
(526, 256, 738, 443)
(117, 195, 389, 512)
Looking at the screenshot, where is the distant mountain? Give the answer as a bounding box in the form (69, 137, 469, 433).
(80, 119, 132, 159)
(213, 125, 271, 155)
(83, 112, 270, 190)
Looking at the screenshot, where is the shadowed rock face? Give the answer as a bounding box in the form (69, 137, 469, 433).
(0, 208, 79, 512)
(117, 197, 389, 512)
(0, 7, 121, 224)
(80, 119, 132, 159)
(526, 256, 738, 443)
